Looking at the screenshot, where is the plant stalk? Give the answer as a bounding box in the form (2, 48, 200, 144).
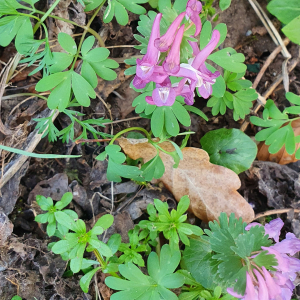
(34, 10, 105, 47)
(109, 127, 153, 145)
(71, 0, 107, 70)
(33, 0, 61, 32)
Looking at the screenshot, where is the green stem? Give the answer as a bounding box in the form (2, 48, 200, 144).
(71, 0, 106, 70)
(109, 127, 152, 145)
(33, 0, 61, 33)
(93, 249, 121, 278)
(18, 12, 41, 22)
(2, 93, 48, 101)
(34, 10, 105, 47)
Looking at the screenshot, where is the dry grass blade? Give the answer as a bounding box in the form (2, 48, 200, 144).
(0, 59, 15, 135)
(247, 0, 291, 92)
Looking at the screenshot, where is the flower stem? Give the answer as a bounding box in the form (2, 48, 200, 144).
(33, 0, 61, 33)
(109, 127, 152, 145)
(71, 0, 106, 70)
(33, 10, 105, 47)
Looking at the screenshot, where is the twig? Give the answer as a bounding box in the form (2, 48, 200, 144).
(96, 92, 113, 135)
(252, 208, 300, 222)
(253, 38, 290, 89)
(75, 138, 112, 144)
(0, 109, 59, 190)
(102, 116, 142, 125)
(247, 0, 291, 93)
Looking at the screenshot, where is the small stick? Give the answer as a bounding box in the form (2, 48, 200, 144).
(251, 208, 300, 222)
(253, 38, 290, 89)
(75, 138, 112, 144)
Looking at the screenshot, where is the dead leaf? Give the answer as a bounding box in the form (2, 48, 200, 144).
(118, 138, 254, 223)
(28, 173, 69, 204)
(257, 119, 300, 165)
(0, 210, 13, 246)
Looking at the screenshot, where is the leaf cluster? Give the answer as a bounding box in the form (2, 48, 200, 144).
(139, 196, 203, 249)
(34, 109, 111, 143)
(182, 213, 275, 296)
(250, 93, 300, 157)
(35, 34, 118, 112)
(118, 226, 151, 266)
(35, 192, 76, 237)
(207, 70, 257, 121)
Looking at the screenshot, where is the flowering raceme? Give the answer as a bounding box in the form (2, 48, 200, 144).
(228, 218, 300, 300)
(133, 0, 220, 107)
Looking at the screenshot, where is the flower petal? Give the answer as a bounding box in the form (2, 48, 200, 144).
(272, 232, 300, 255)
(244, 272, 259, 300)
(253, 269, 269, 300)
(163, 25, 185, 74)
(264, 218, 284, 242)
(192, 30, 220, 69)
(155, 12, 185, 52)
(261, 266, 282, 299)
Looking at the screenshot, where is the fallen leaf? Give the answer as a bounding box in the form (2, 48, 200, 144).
(28, 173, 69, 204)
(257, 119, 300, 165)
(118, 138, 254, 223)
(0, 210, 13, 246)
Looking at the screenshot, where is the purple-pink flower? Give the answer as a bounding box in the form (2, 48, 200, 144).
(155, 12, 185, 52)
(245, 218, 284, 242)
(132, 0, 220, 107)
(228, 218, 300, 300)
(145, 77, 176, 107)
(186, 0, 202, 36)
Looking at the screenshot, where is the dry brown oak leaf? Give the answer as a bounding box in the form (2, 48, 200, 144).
(118, 138, 254, 223)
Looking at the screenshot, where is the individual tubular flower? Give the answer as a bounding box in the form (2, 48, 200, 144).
(163, 25, 185, 75)
(177, 30, 221, 99)
(145, 77, 176, 106)
(134, 13, 162, 86)
(155, 12, 185, 52)
(186, 0, 202, 36)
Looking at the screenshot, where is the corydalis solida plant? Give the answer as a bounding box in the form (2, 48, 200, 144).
(133, 0, 221, 107)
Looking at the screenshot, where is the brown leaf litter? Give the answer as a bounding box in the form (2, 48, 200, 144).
(118, 138, 255, 223)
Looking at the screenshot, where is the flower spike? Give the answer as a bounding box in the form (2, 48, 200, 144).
(155, 12, 185, 52)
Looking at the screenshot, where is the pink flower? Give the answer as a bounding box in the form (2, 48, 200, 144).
(145, 77, 176, 106)
(135, 13, 162, 83)
(155, 12, 185, 52)
(177, 30, 220, 99)
(246, 218, 284, 243)
(186, 0, 202, 36)
(262, 266, 282, 299)
(175, 79, 195, 105)
(272, 233, 300, 255)
(163, 25, 185, 74)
